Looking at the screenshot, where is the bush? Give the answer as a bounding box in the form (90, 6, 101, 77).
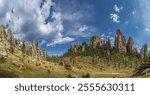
(0, 69, 18, 78)
(67, 74, 77, 78)
(82, 73, 90, 78)
(47, 69, 51, 74)
(67, 74, 72, 78)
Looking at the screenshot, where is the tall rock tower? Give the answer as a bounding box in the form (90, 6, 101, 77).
(0, 25, 11, 54)
(90, 36, 102, 49)
(126, 36, 134, 54)
(114, 29, 126, 53)
(0, 25, 6, 40)
(140, 44, 148, 60)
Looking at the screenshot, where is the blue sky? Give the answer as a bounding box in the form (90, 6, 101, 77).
(0, 0, 150, 55)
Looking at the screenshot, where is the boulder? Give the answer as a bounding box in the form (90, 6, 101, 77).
(64, 64, 72, 70)
(134, 62, 150, 76)
(12, 61, 25, 69)
(141, 68, 150, 75)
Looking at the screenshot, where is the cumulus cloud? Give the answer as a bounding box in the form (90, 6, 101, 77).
(0, 0, 78, 46)
(0, 0, 94, 46)
(110, 13, 120, 23)
(46, 37, 74, 46)
(113, 5, 123, 13)
(55, 0, 94, 37)
(110, 4, 123, 23)
(65, 24, 95, 38)
(79, 25, 88, 32)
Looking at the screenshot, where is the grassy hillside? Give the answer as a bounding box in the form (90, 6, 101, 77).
(0, 53, 68, 78)
(0, 53, 150, 78)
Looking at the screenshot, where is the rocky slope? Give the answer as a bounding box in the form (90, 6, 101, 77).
(0, 25, 48, 61)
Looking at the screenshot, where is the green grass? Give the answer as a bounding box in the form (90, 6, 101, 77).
(0, 54, 148, 78)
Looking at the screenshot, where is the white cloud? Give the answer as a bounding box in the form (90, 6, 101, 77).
(47, 37, 74, 46)
(101, 34, 105, 37)
(110, 13, 120, 23)
(145, 28, 150, 32)
(108, 32, 112, 35)
(79, 25, 88, 32)
(132, 11, 135, 15)
(110, 4, 123, 23)
(113, 5, 123, 13)
(65, 24, 94, 37)
(0, 0, 75, 46)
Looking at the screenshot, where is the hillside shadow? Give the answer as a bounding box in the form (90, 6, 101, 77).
(0, 69, 18, 78)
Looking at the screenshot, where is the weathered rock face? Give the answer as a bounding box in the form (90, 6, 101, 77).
(0, 25, 48, 61)
(140, 44, 148, 60)
(126, 37, 134, 54)
(22, 39, 30, 55)
(114, 29, 126, 53)
(0, 25, 11, 54)
(7, 29, 16, 46)
(31, 41, 47, 60)
(134, 62, 150, 76)
(90, 36, 102, 49)
(69, 45, 81, 52)
(67, 28, 150, 59)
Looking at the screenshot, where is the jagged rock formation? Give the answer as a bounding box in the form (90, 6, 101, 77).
(90, 36, 102, 48)
(0, 25, 48, 61)
(140, 44, 148, 60)
(68, 29, 150, 60)
(69, 45, 81, 52)
(90, 36, 100, 48)
(22, 39, 30, 55)
(0, 25, 11, 54)
(31, 41, 48, 60)
(67, 28, 150, 61)
(126, 37, 134, 54)
(114, 29, 126, 53)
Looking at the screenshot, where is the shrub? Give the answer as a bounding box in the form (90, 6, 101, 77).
(47, 69, 51, 74)
(82, 73, 90, 78)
